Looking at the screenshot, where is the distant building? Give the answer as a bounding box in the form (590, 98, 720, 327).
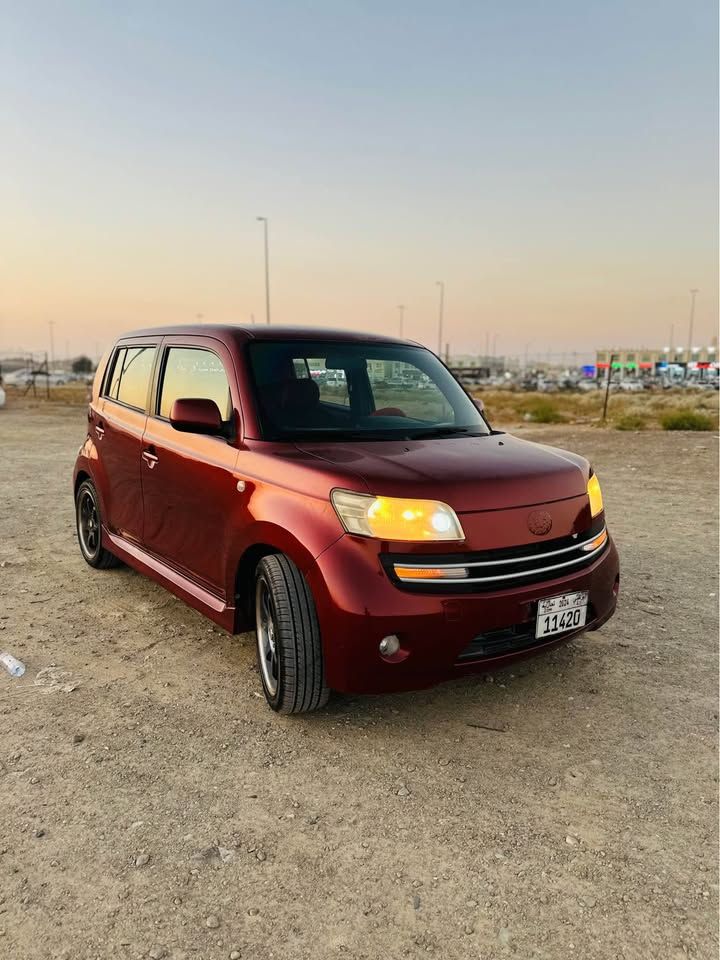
(595, 342, 718, 379)
(448, 354, 507, 379)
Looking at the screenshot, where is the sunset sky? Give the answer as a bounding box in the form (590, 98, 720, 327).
(1, 1, 717, 361)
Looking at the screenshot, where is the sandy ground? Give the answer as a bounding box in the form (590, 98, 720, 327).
(0, 402, 717, 960)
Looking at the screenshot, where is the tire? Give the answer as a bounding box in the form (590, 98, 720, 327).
(75, 479, 121, 570)
(254, 554, 330, 714)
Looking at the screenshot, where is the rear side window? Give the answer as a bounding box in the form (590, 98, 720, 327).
(105, 346, 156, 411)
(158, 347, 232, 420)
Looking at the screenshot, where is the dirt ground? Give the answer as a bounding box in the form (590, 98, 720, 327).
(0, 401, 717, 960)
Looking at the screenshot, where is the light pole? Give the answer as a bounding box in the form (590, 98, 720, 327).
(48, 320, 55, 371)
(256, 217, 271, 324)
(523, 342, 532, 374)
(435, 281, 444, 358)
(397, 305, 405, 338)
(685, 288, 698, 375)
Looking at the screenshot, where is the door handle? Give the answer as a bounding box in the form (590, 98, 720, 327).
(141, 448, 159, 469)
(95, 422, 105, 439)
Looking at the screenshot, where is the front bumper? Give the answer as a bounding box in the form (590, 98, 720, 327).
(306, 534, 619, 694)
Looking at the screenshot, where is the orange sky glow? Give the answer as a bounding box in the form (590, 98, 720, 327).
(1, 2, 717, 362)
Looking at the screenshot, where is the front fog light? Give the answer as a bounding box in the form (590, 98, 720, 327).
(379, 635, 400, 657)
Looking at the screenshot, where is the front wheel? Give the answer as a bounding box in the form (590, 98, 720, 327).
(254, 554, 330, 713)
(75, 480, 120, 569)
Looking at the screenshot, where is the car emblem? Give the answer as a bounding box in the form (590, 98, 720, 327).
(527, 510, 553, 536)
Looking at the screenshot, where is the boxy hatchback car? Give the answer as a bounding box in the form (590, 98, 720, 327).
(74, 326, 619, 712)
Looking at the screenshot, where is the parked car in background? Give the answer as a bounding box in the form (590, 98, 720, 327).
(74, 325, 620, 713)
(617, 379, 644, 392)
(3, 369, 34, 385)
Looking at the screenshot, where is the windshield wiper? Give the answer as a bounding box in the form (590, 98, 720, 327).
(282, 426, 487, 443)
(406, 426, 482, 439)
(289, 429, 402, 442)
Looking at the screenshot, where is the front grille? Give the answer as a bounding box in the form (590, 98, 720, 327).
(381, 517, 608, 594)
(456, 603, 595, 662)
(456, 622, 537, 661)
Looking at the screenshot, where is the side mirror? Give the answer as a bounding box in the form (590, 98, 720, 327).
(170, 398, 223, 435)
(473, 396, 485, 413)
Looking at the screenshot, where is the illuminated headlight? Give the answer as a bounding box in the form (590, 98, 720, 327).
(331, 490, 465, 542)
(587, 473, 604, 517)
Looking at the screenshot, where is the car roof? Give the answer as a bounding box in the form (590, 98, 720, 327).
(119, 324, 416, 347)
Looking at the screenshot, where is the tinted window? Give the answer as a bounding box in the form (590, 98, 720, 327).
(247, 340, 489, 442)
(106, 348, 127, 399)
(159, 347, 232, 420)
(105, 346, 156, 410)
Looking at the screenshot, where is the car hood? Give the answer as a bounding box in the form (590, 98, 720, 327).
(295, 433, 589, 513)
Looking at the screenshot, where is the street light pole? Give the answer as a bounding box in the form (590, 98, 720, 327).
(48, 321, 56, 371)
(397, 305, 405, 338)
(685, 288, 698, 375)
(602, 353, 616, 422)
(256, 217, 271, 324)
(435, 281, 444, 358)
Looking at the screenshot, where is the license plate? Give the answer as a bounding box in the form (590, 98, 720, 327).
(535, 591, 589, 639)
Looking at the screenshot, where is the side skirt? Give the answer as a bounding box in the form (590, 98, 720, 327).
(104, 528, 236, 633)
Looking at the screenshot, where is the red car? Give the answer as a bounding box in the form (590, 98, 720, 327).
(74, 326, 619, 712)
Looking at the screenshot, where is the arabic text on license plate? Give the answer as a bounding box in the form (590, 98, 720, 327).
(535, 591, 589, 639)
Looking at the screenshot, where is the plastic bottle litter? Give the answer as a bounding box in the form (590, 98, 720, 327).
(0, 652, 26, 678)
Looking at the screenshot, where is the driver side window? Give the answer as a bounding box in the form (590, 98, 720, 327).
(158, 347, 232, 420)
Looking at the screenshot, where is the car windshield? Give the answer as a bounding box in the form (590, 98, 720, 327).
(246, 340, 490, 442)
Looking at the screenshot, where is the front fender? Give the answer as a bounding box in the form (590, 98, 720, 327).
(224, 483, 345, 610)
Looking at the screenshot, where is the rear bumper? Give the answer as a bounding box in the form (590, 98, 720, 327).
(307, 534, 619, 694)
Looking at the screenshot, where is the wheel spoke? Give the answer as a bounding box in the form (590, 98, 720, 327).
(78, 490, 100, 557)
(262, 591, 273, 628)
(255, 579, 279, 698)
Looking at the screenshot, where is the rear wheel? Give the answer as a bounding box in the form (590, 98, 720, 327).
(254, 554, 330, 713)
(75, 480, 120, 569)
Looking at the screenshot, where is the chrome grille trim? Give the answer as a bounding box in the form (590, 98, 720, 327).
(395, 527, 606, 571)
(394, 530, 608, 584)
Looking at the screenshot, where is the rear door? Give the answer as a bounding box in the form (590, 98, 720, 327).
(95, 339, 158, 544)
(140, 337, 241, 597)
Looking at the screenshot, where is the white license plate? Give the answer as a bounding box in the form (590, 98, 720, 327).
(535, 590, 589, 639)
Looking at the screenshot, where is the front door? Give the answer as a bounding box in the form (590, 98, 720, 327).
(140, 339, 241, 598)
(96, 341, 158, 544)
